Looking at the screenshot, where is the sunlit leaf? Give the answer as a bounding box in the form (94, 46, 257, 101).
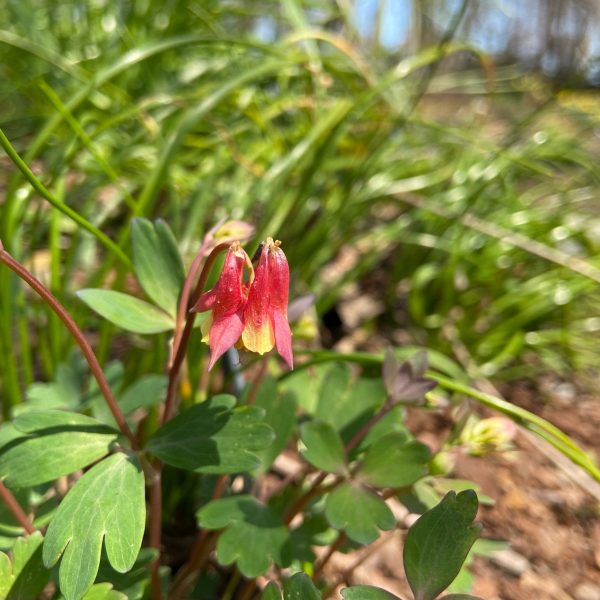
(43, 454, 145, 600)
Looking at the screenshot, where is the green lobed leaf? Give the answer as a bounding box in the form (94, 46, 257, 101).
(131, 218, 185, 317)
(147, 395, 274, 474)
(197, 495, 290, 577)
(43, 453, 146, 600)
(248, 377, 297, 474)
(97, 548, 158, 600)
(0, 410, 118, 488)
(118, 375, 168, 414)
(261, 581, 283, 600)
(357, 432, 431, 488)
(282, 572, 321, 599)
(300, 421, 347, 474)
(325, 482, 395, 544)
(0, 532, 50, 599)
(77, 289, 174, 334)
(341, 586, 403, 599)
(314, 364, 387, 444)
(403, 490, 481, 600)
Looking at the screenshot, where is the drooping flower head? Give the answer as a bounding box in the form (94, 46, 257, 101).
(192, 238, 293, 370)
(192, 242, 252, 370)
(242, 238, 293, 369)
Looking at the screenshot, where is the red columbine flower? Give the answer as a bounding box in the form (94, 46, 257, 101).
(192, 242, 252, 370)
(192, 238, 293, 370)
(241, 238, 293, 369)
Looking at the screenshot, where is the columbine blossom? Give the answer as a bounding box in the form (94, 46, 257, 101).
(192, 238, 293, 370)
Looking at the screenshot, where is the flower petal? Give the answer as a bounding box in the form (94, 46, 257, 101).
(207, 311, 245, 370)
(272, 310, 293, 368)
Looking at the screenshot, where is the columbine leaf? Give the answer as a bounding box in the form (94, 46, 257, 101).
(118, 375, 168, 413)
(147, 395, 274, 474)
(282, 572, 321, 599)
(248, 377, 297, 474)
(357, 432, 431, 488)
(67, 583, 127, 600)
(325, 482, 395, 544)
(97, 548, 157, 600)
(197, 495, 290, 577)
(131, 218, 184, 317)
(0, 532, 50, 599)
(300, 421, 347, 474)
(315, 364, 386, 444)
(77, 289, 174, 334)
(342, 586, 403, 599)
(403, 490, 480, 600)
(0, 410, 118, 488)
(43, 453, 145, 600)
(261, 581, 283, 600)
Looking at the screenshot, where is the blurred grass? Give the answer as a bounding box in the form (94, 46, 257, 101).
(1, 1, 600, 414)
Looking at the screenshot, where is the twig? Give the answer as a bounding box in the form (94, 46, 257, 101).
(245, 355, 270, 406)
(0, 480, 36, 534)
(0, 243, 137, 449)
(313, 532, 346, 581)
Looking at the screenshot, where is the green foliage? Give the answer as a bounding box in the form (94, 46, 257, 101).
(0, 410, 118, 488)
(131, 218, 185, 318)
(77, 289, 174, 334)
(300, 421, 347, 475)
(247, 377, 297, 474)
(357, 432, 431, 488)
(403, 491, 480, 600)
(43, 453, 145, 600)
(197, 495, 290, 577)
(0, 532, 50, 600)
(341, 587, 402, 599)
(147, 395, 274, 474)
(325, 482, 395, 544)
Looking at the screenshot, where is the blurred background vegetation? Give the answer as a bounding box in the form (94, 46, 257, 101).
(1, 0, 600, 414)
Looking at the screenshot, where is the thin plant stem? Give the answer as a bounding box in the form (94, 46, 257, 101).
(237, 577, 256, 600)
(0, 127, 131, 267)
(0, 242, 137, 449)
(313, 532, 346, 581)
(149, 465, 163, 600)
(221, 570, 241, 600)
(344, 399, 393, 454)
(0, 481, 36, 534)
(168, 475, 228, 599)
(163, 243, 229, 424)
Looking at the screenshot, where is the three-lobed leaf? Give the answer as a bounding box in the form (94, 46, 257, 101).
(300, 421, 347, 475)
(325, 482, 395, 544)
(357, 432, 431, 488)
(131, 218, 184, 317)
(403, 490, 481, 600)
(147, 395, 274, 474)
(43, 453, 146, 600)
(77, 289, 174, 334)
(0, 410, 118, 488)
(197, 495, 290, 577)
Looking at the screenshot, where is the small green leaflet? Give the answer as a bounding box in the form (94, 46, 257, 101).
(197, 495, 290, 577)
(77, 289, 174, 334)
(260, 573, 321, 600)
(300, 421, 347, 474)
(0, 410, 118, 488)
(325, 482, 395, 544)
(341, 586, 402, 599)
(147, 395, 274, 474)
(403, 490, 481, 600)
(43, 453, 145, 600)
(131, 218, 185, 317)
(0, 532, 50, 599)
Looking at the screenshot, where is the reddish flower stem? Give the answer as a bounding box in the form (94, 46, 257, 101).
(0, 243, 137, 449)
(163, 243, 229, 424)
(0, 480, 36, 534)
(245, 355, 270, 406)
(313, 531, 346, 581)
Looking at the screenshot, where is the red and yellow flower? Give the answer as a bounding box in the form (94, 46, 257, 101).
(192, 238, 293, 370)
